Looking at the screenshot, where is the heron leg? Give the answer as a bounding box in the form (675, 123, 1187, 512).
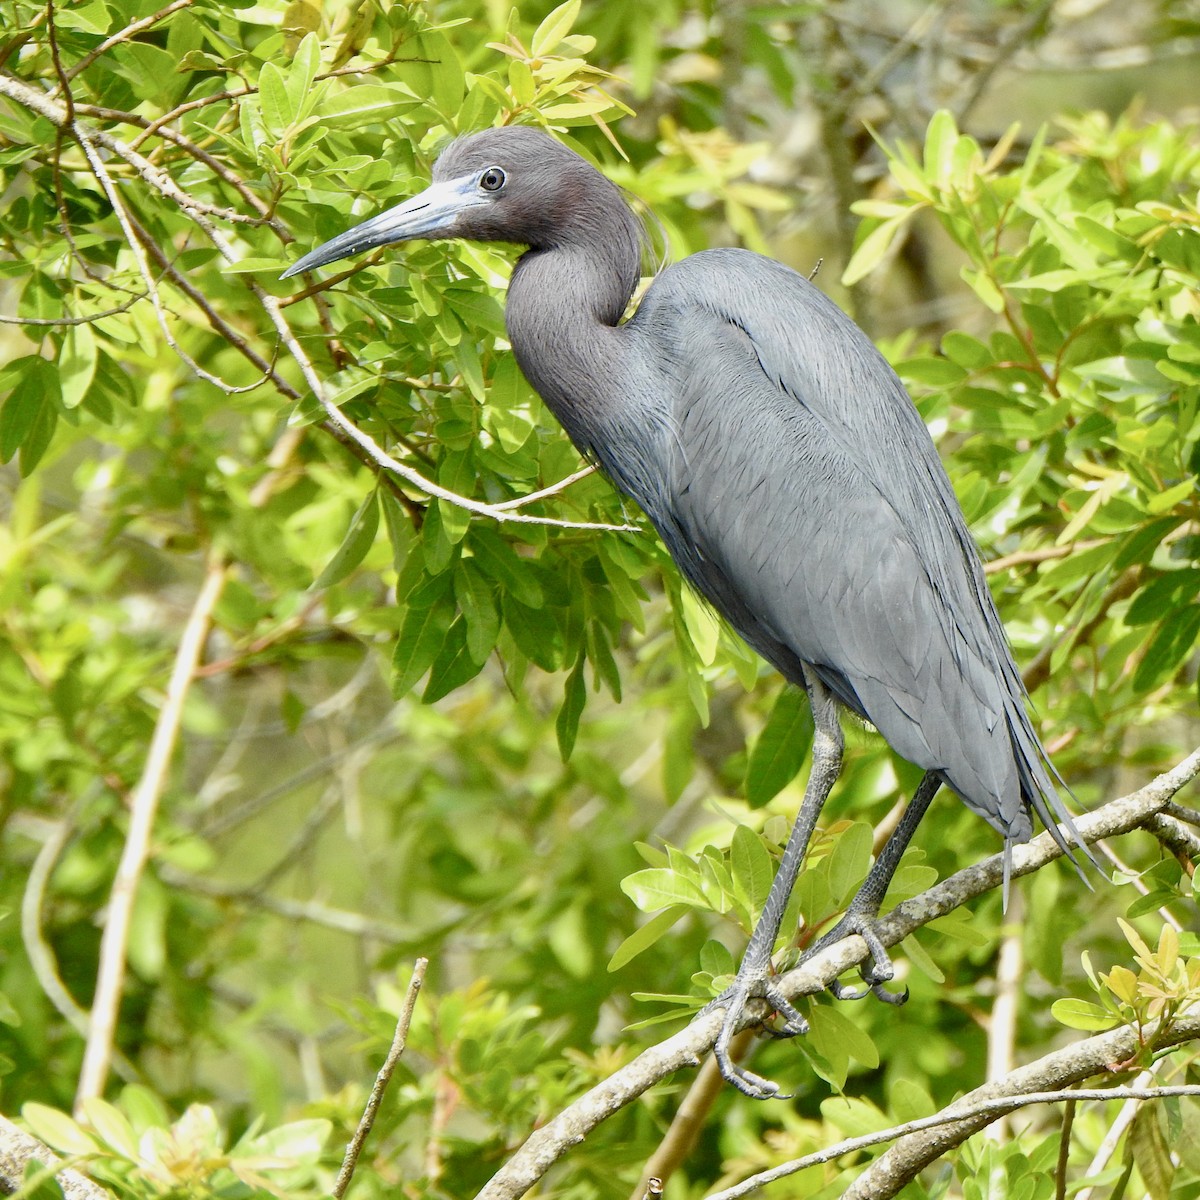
(801, 771, 940, 1005)
(707, 673, 843, 1100)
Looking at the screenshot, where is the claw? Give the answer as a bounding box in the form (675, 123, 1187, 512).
(800, 906, 908, 1005)
(873, 980, 909, 1006)
(828, 977, 869, 1002)
(703, 975, 806, 1099)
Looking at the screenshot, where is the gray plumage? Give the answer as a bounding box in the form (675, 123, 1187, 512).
(283, 126, 1088, 1097)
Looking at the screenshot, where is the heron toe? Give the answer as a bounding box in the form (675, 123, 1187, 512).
(801, 909, 910, 1006)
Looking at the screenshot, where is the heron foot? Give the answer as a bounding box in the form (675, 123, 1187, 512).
(702, 974, 808, 1100)
(802, 911, 909, 1007)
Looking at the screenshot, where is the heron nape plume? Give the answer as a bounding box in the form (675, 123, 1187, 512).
(282, 125, 1093, 1099)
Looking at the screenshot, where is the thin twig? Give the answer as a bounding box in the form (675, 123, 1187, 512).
(73, 102, 279, 225)
(0, 74, 640, 533)
(21, 819, 94, 1036)
(75, 556, 226, 1110)
(1075, 1065, 1160, 1200)
(59, 0, 194, 84)
(632, 1033, 754, 1200)
(255, 283, 640, 533)
(984, 538, 1107, 575)
(157, 866, 414, 942)
(1056, 1090, 1077, 1200)
(491, 465, 598, 510)
(74, 131, 247, 394)
(333, 959, 429, 1199)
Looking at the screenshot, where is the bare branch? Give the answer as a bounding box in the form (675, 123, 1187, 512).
(333, 959, 429, 1199)
(491, 465, 599, 510)
(472, 748, 1200, 1200)
(59, 0, 195, 85)
(74, 557, 227, 1111)
(840, 1053, 1200, 1199)
(0, 73, 639, 532)
(720, 1077, 1200, 1200)
(255, 283, 640, 533)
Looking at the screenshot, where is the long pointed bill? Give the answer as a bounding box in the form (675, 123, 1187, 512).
(280, 174, 483, 279)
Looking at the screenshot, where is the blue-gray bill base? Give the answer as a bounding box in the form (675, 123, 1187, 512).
(283, 126, 1094, 1099)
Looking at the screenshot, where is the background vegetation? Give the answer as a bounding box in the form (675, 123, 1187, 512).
(0, 0, 1198, 1197)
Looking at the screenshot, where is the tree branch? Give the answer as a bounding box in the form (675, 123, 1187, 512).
(722, 1076, 1200, 1200)
(75, 556, 227, 1111)
(473, 748, 1200, 1200)
(839, 1039, 1200, 1199)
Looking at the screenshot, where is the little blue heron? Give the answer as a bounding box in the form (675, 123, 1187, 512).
(283, 126, 1089, 1098)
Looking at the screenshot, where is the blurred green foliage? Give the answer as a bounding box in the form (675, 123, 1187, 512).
(0, 0, 1198, 1197)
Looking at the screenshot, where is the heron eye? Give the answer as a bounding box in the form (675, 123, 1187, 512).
(479, 167, 507, 192)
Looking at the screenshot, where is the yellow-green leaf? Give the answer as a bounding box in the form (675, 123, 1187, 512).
(531, 0, 580, 58)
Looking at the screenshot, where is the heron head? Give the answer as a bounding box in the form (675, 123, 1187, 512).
(280, 127, 607, 279)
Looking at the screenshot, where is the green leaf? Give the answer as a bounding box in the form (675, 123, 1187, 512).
(607, 905, 688, 971)
(454, 559, 500, 664)
(236, 1118, 331, 1160)
(825, 822, 872, 904)
(314, 489, 379, 588)
(1146, 477, 1195, 514)
(59, 323, 97, 410)
(531, 0, 580, 57)
(319, 84, 419, 125)
(811, 1002, 879, 1071)
(960, 266, 1005, 312)
(621, 867, 709, 912)
(555, 651, 586, 760)
(258, 62, 295, 135)
(1050, 997, 1116, 1031)
(21, 1105, 100, 1155)
(52, 0, 109, 33)
(483, 355, 536, 452)
(81, 1098, 139, 1159)
(900, 357, 968, 386)
(503, 595, 562, 671)
(678, 587, 719, 665)
(1133, 605, 1200, 693)
(1, 357, 60, 468)
(128, 874, 167, 982)
(392, 585, 454, 695)
(843, 213, 911, 286)
(745, 687, 813, 808)
(406, 31, 464, 114)
(819, 1093, 889, 1137)
(19, 391, 58, 476)
(900, 931, 944, 983)
(422, 617, 481, 702)
(284, 32, 321, 115)
(923, 108, 960, 186)
(729, 824, 773, 915)
(1125, 570, 1200, 625)
(508, 59, 535, 107)
(436, 449, 475, 545)
(1130, 1105, 1174, 1200)
(469, 530, 543, 606)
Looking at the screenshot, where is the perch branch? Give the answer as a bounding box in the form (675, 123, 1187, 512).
(473, 748, 1200, 1200)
